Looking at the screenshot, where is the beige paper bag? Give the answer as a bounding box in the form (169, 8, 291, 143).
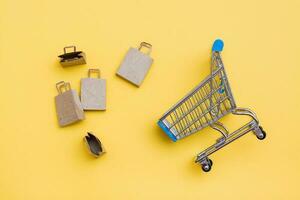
(81, 69, 106, 110)
(84, 132, 105, 157)
(55, 81, 85, 127)
(116, 42, 153, 87)
(58, 46, 86, 67)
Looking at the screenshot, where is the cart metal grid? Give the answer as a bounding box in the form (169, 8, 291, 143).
(157, 39, 266, 172)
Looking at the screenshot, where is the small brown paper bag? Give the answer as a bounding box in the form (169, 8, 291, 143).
(81, 69, 106, 111)
(58, 46, 86, 67)
(55, 81, 85, 127)
(116, 42, 153, 87)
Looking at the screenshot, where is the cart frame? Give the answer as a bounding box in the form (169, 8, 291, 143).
(157, 39, 266, 172)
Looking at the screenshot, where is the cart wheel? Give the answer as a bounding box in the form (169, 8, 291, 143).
(202, 164, 211, 172)
(201, 159, 213, 172)
(256, 126, 266, 140)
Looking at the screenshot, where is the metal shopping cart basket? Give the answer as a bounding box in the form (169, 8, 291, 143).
(157, 39, 266, 172)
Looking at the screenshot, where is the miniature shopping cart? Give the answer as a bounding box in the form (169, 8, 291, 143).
(157, 39, 266, 172)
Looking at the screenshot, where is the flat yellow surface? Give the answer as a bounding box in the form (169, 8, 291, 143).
(0, 0, 299, 199)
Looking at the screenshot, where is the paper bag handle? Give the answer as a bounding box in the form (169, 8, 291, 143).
(56, 81, 71, 94)
(88, 68, 100, 78)
(138, 42, 152, 55)
(64, 46, 76, 54)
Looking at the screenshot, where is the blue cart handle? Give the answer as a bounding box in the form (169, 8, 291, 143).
(212, 39, 224, 52)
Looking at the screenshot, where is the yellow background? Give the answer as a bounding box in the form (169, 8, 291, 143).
(0, 0, 299, 199)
